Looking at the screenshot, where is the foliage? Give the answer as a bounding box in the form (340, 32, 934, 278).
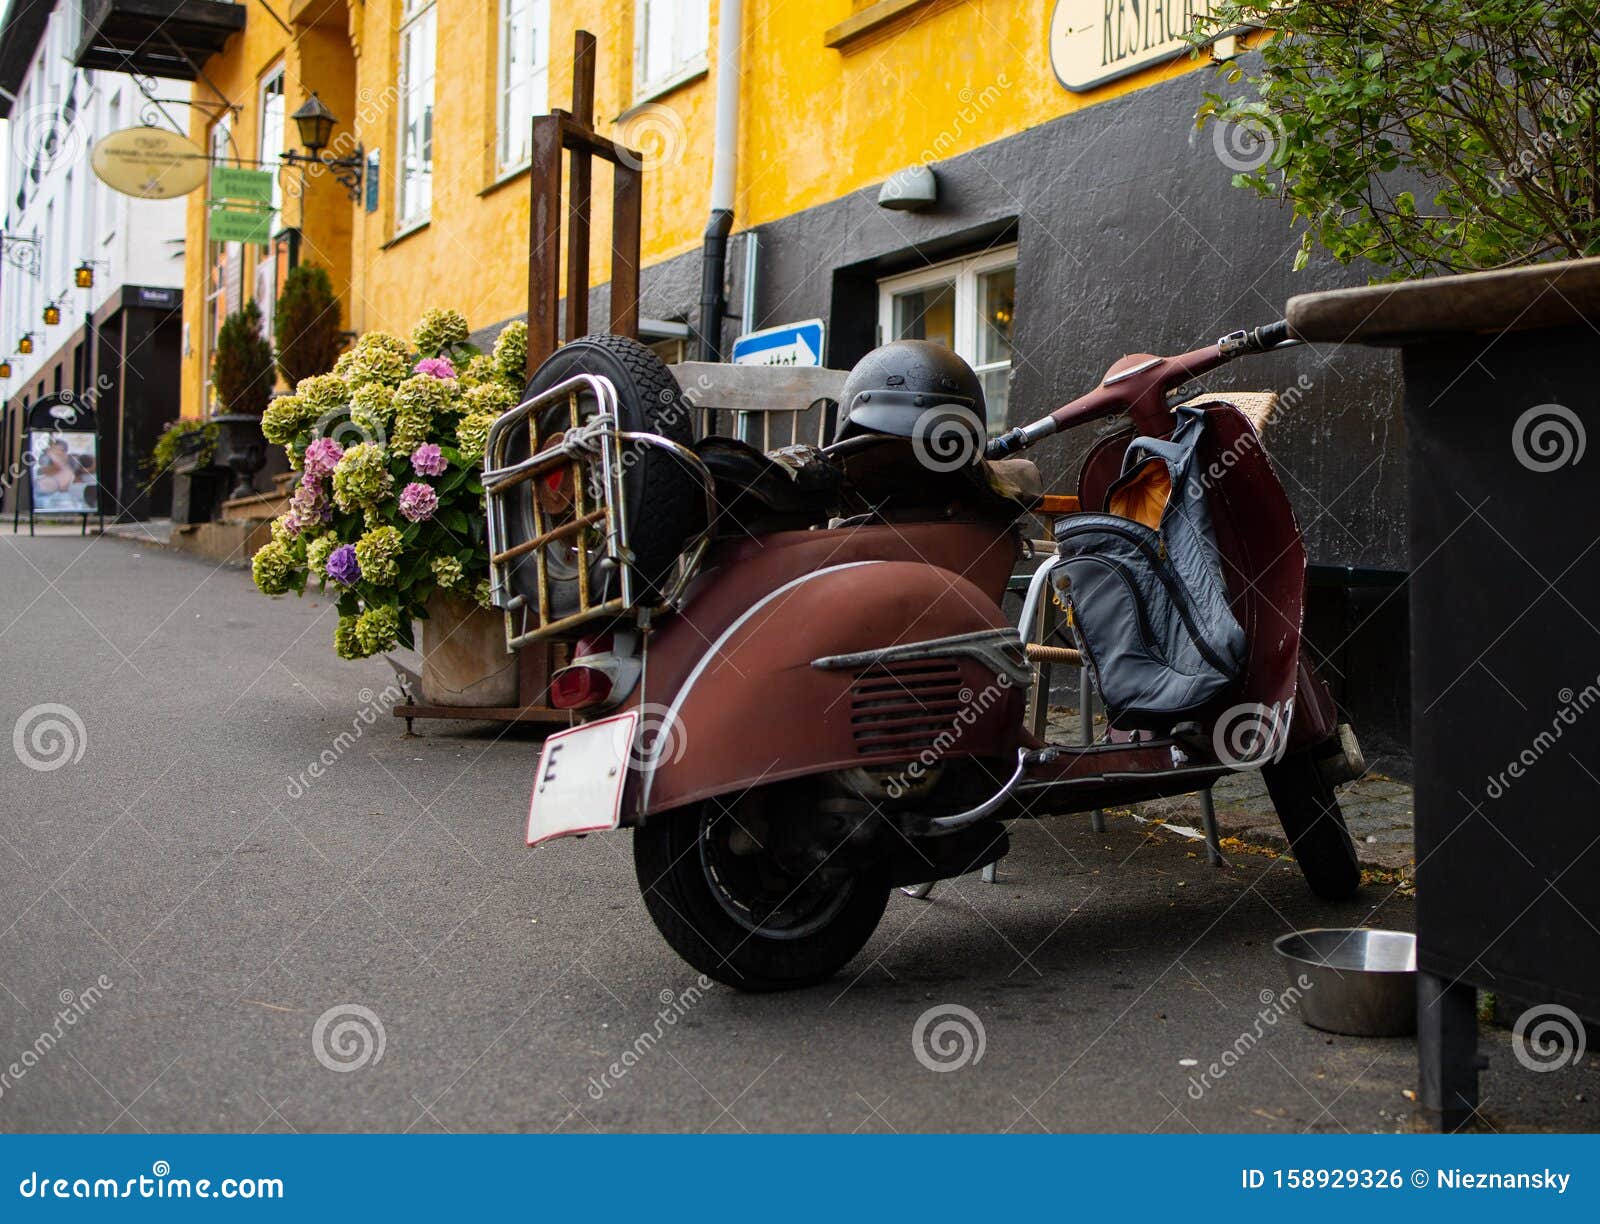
(249, 311, 529, 660)
(211, 299, 276, 415)
(1192, 1, 1600, 278)
(275, 263, 344, 387)
(142, 418, 219, 490)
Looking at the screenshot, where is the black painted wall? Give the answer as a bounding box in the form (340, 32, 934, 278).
(547, 58, 1415, 753)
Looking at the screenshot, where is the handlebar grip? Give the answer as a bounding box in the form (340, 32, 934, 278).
(1254, 320, 1291, 350)
(986, 428, 1027, 460)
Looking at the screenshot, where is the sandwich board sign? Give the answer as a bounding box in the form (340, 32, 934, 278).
(731, 319, 825, 368)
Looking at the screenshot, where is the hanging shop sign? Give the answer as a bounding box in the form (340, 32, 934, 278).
(91, 126, 209, 199)
(1049, 0, 1229, 93)
(208, 167, 278, 244)
(211, 166, 275, 204)
(208, 204, 276, 244)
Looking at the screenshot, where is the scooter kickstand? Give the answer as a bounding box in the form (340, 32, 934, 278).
(1198, 788, 1226, 866)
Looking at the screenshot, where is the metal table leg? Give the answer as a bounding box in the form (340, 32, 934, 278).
(1080, 661, 1105, 834)
(1418, 971, 1482, 1132)
(1198, 788, 1225, 866)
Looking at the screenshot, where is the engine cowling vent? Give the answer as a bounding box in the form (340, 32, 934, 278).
(849, 659, 965, 756)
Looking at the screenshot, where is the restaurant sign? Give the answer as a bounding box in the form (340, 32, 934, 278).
(1049, 0, 1225, 93)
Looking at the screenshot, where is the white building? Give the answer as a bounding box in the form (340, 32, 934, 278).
(1, 0, 187, 519)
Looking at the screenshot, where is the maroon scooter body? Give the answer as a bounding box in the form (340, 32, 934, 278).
(632, 519, 1024, 820)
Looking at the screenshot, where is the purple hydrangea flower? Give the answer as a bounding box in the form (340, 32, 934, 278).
(413, 356, 457, 381)
(290, 477, 332, 525)
(410, 443, 447, 476)
(326, 543, 361, 587)
(302, 436, 344, 480)
(398, 482, 439, 523)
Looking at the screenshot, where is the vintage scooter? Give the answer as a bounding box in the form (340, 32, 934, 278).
(482, 323, 1365, 991)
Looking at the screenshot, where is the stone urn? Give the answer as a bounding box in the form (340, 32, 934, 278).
(419, 592, 519, 708)
(210, 413, 268, 500)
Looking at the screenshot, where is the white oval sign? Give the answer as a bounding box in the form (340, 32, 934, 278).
(91, 126, 209, 199)
(1050, 0, 1223, 93)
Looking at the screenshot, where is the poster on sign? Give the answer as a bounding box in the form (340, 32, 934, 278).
(29, 429, 99, 514)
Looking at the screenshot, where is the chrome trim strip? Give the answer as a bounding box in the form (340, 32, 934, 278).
(810, 627, 1032, 689)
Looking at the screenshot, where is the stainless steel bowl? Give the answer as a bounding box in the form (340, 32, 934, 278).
(1273, 928, 1418, 1037)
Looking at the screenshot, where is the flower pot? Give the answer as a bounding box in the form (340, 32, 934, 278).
(419, 593, 519, 708)
(211, 413, 268, 500)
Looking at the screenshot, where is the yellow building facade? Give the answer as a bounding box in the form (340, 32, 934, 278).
(178, 0, 1248, 417)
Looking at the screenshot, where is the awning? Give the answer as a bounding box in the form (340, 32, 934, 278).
(73, 0, 246, 81)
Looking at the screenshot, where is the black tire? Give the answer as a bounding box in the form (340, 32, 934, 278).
(504, 334, 701, 618)
(1263, 749, 1362, 901)
(633, 799, 891, 992)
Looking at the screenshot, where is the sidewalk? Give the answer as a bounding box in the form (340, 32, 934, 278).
(1044, 707, 1414, 875)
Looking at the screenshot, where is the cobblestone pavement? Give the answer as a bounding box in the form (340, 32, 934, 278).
(1043, 709, 1414, 874)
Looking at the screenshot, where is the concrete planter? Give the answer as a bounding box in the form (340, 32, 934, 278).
(419, 592, 518, 708)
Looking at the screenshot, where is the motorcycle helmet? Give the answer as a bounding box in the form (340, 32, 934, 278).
(835, 340, 987, 467)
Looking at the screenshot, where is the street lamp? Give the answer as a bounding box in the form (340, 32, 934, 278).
(281, 92, 365, 202)
(18, 334, 33, 355)
(0, 360, 11, 379)
(75, 262, 95, 289)
(43, 302, 61, 326)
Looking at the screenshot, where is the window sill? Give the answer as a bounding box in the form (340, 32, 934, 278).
(479, 163, 530, 199)
(381, 218, 430, 250)
(824, 0, 940, 50)
(627, 58, 708, 111)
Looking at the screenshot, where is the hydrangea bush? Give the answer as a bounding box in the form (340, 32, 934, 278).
(250, 308, 528, 659)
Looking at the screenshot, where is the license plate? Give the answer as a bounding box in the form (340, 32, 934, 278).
(525, 711, 637, 846)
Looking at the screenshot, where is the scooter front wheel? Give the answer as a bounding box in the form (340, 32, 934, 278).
(633, 797, 890, 992)
(1262, 749, 1361, 901)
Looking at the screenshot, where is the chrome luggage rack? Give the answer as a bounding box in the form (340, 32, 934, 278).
(482, 373, 717, 651)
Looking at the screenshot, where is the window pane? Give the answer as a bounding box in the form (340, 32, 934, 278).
(979, 368, 1009, 434)
(891, 281, 956, 347)
(398, 5, 436, 223)
(976, 265, 1015, 367)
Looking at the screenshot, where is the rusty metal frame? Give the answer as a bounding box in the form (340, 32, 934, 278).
(484, 373, 717, 651)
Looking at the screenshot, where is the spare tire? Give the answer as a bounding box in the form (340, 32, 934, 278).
(500, 334, 702, 625)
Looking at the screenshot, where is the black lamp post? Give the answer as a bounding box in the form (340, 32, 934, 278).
(281, 92, 364, 202)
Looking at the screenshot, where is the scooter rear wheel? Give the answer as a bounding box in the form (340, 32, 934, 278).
(1262, 749, 1362, 901)
(633, 796, 890, 991)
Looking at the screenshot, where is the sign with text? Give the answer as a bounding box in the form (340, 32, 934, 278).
(90, 126, 208, 199)
(210, 166, 275, 203)
(1050, 0, 1223, 93)
(208, 204, 275, 244)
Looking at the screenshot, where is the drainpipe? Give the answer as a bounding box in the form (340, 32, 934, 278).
(695, 0, 743, 363)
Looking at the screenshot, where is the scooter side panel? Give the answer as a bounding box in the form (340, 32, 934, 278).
(635, 555, 1026, 819)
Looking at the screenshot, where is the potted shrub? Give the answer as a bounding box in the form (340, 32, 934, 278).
(275, 263, 344, 387)
(248, 307, 530, 706)
(211, 298, 276, 499)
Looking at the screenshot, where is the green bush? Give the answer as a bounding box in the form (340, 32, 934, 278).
(1194, 1, 1600, 279)
(275, 263, 344, 387)
(212, 299, 276, 415)
(142, 418, 219, 490)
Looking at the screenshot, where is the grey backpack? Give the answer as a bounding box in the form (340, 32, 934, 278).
(1053, 406, 1247, 729)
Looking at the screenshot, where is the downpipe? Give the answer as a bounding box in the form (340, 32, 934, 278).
(694, 0, 743, 370)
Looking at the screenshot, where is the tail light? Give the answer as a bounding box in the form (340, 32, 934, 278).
(549, 631, 641, 711)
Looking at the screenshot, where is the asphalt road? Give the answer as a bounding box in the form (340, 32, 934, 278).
(1, 535, 1594, 1133)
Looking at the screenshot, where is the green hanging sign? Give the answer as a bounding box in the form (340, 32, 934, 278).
(210, 166, 275, 203)
(208, 203, 275, 244)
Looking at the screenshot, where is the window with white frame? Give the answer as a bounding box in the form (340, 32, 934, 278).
(635, 0, 709, 99)
(259, 65, 286, 214)
(396, 0, 437, 228)
(877, 247, 1018, 433)
(498, 0, 550, 172)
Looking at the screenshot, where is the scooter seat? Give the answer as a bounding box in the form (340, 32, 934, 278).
(694, 436, 845, 531)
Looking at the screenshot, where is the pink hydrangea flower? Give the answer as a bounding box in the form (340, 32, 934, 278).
(413, 356, 457, 381)
(398, 481, 439, 523)
(410, 443, 447, 476)
(290, 477, 332, 525)
(302, 436, 344, 480)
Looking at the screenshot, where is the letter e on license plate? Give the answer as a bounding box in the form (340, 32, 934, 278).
(525, 711, 637, 846)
